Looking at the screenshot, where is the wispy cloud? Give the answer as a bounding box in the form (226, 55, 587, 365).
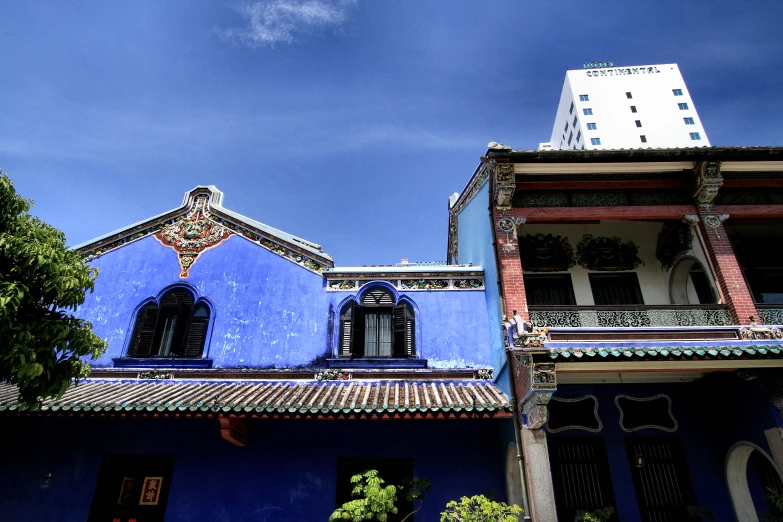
(221, 0, 357, 48)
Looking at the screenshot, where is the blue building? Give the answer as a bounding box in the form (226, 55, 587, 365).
(0, 186, 517, 522)
(449, 145, 783, 521)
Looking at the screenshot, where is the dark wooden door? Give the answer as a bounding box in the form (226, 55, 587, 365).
(625, 437, 699, 522)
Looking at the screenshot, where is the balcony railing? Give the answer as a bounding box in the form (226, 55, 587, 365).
(757, 305, 783, 326)
(529, 305, 732, 328)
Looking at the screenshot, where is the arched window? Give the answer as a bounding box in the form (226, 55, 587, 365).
(128, 289, 210, 358)
(340, 289, 415, 358)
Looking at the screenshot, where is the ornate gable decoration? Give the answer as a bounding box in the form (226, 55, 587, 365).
(519, 234, 575, 272)
(656, 221, 693, 271)
(576, 234, 642, 271)
(78, 186, 333, 276)
(154, 194, 231, 278)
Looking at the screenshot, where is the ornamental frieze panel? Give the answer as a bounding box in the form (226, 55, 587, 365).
(326, 278, 485, 291)
(154, 195, 232, 278)
(576, 234, 643, 271)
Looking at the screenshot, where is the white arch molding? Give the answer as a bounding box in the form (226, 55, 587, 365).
(668, 255, 715, 305)
(725, 441, 783, 522)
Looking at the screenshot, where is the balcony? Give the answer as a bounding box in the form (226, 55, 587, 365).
(757, 305, 783, 326)
(529, 304, 732, 328)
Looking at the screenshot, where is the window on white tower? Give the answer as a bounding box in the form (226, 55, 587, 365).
(587, 123, 597, 130)
(673, 89, 684, 96)
(690, 132, 701, 140)
(590, 138, 601, 145)
(678, 103, 689, 110)
(579, 94, 589, 101)
(684, 117, 695, 125)
(583, 108, 593, 115)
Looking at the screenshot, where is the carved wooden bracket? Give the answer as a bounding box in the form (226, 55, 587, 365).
(494, 163, 516, 210)
(693, 161, 723, 204)
(219, 416, 248, 446)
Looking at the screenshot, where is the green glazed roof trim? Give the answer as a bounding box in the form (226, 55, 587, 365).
(0, 380, 511, 415)
(547, 345, 783, 359)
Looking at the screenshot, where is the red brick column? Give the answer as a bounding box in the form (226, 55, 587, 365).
(494, 211, 529, 322)
(696, 207, 758, 325)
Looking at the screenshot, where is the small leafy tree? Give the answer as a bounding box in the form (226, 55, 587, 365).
(582, 507, 614, 522)
(762, 486, 783, 522)
(329, 470, 430, 522)
(0, 170, 107, 409)
(440, 495, 522, 522)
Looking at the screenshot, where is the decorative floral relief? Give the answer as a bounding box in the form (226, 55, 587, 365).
(740, 327, 783, 340)
(401, 279, 449, 290)
(330, 280, 356, 290)
(137, 370, 173, 380)
(315, 370, 350, 381)
(154, 195, 232, 278)
(453, 279, 484, 289)
(476, 369, 493, 380)
(576, 234, 642, 271)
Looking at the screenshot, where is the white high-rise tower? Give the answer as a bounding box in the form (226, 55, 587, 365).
(540, 63, 710, 150)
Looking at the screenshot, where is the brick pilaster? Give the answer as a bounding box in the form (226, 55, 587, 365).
(494, 211, 529, 322)
(696, 206, 758, 325)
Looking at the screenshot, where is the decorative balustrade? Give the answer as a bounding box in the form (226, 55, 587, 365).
(757, 305, 783, 326)
(529, 305, 732, 328)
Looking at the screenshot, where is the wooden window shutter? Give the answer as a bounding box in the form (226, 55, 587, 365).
(340, 312, 352, 356)
(393, 305, 415, 357)
(183, 318, 208, 357)
(129, 305, 159, 357)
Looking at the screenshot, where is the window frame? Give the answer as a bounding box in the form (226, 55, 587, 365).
(678, 102, 689, 110)
(630, 105, 637, 113)
(123, 286, 213, 363)
(626, 92, 633, 99)
(590, 137, 601, 145)
(587, 122, 597, 130)
(339, 287, 417, 359)
(673, 88, 684, 96)
(683, 117, 695, 125)
(640, 135, 647, 143)
(689, 132, 701, 141)
(583, 108, 593, 116)
(579, 94, 589, 102)
(588, 273, 645, 305)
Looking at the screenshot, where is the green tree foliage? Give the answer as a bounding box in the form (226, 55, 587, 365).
(582, 507, 615, 522)
(440, 495, 522, 522)
(0, 170, 106, 409)
(329, 470, 431, 522)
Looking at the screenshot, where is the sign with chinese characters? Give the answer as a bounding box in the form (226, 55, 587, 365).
(117, 477, 136, 505)
(583, 61, 614, 69)
(586, 66, 661, 77)
(139, 477, 163, 506)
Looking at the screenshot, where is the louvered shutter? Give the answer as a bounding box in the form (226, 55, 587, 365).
(392, 305, 406, 357)
(183, 318, 208, 357)
(405, 315, 415, 357)
(129, 305, 159, 357)
(340, 314, 352, 356)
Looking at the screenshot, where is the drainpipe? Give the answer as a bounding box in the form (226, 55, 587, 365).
(485, 159, 532, 518)
(505, 345, 533, 520)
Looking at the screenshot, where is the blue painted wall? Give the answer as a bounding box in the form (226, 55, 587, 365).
(456, 183, 507, 385)
(548, 374, 777, 522)
(80, 234, 493, 369)
(0, 416, 510, 522)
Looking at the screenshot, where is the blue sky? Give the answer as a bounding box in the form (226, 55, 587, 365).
(2, 1, 782, 266)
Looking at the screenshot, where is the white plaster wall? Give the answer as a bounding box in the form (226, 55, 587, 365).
(545, 64, 710, 150)
(520, 221, 713, 306)
(546, 80, 579, 150)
